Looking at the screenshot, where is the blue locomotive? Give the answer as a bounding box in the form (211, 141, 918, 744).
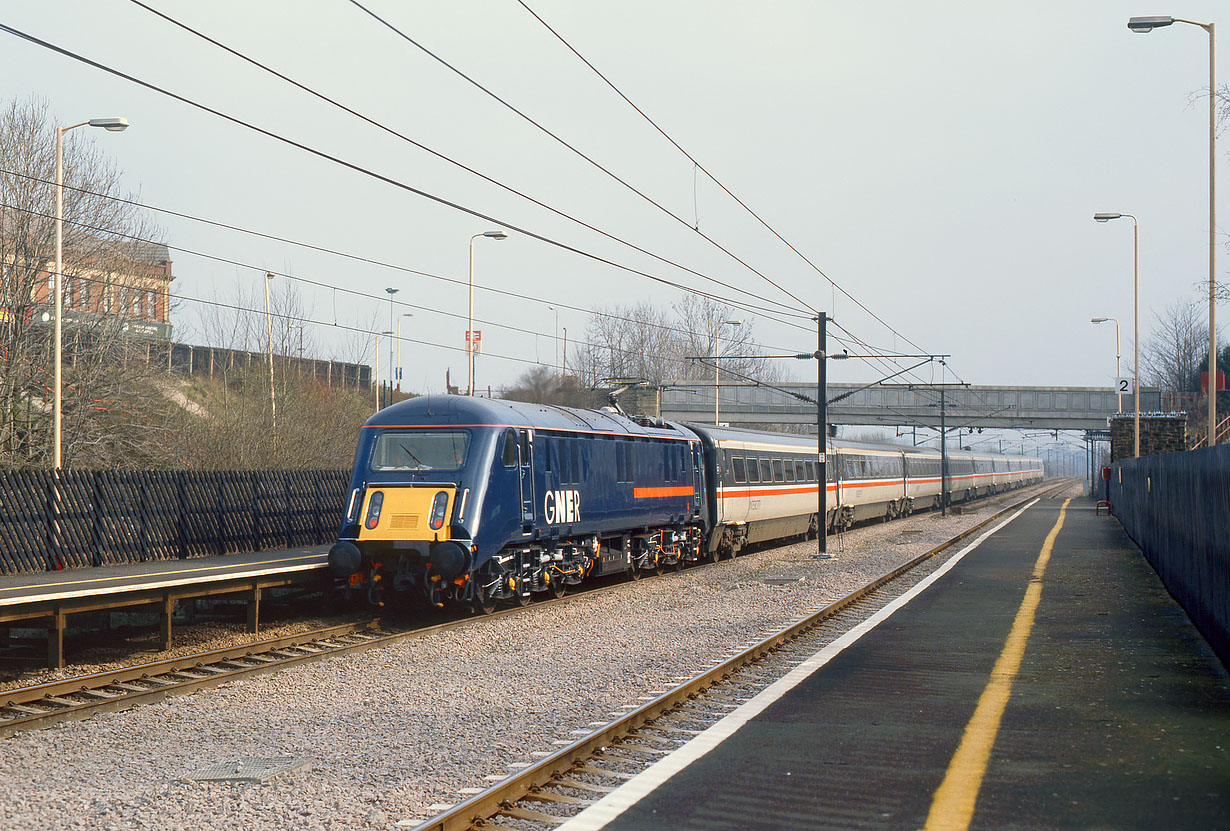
(328, 396, 708, 613)
(328, 395, 1043, 612)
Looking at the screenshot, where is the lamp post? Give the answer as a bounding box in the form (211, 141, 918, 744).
(713, 319, 743, 424)
(384, 287, 399, 407)
(53, 117, 128, 469)
(1091, 317, 1122, 412)
(1128, 15, 1217, 446)
(397, 312, 413, 392)
(1094, 212, 1140, 456)
(467, 230, 508, 395)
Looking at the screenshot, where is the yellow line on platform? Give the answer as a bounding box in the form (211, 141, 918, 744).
(0, 553, 324, 594)
(922, 497, 1071, 831)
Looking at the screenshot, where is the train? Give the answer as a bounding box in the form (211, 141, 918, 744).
(327, 395, 1043, 612)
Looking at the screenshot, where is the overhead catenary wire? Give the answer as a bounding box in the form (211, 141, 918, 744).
(512, 1, 1022, 424)
(119, 0, 808, 321)
(345, 0, 816, 318)
(0, 19, 981, 402)
(1, 193, 809, 364)
(3, 167, 813, 346)
(0, 21, 814, 329)
(7, 201, 767, 376)
(514, 0, 935, 356)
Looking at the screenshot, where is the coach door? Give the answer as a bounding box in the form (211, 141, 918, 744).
(691, 442, 703, 518)
(517, 429, 535, 534)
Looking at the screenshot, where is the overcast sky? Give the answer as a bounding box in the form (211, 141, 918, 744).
(0, 1, 1224, 398)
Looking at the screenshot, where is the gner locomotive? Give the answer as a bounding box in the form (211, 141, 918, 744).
(328, 395, 1043, 612)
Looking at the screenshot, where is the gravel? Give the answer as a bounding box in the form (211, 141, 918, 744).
(0, 484, 1062, 830)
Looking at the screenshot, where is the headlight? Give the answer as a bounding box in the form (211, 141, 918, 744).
(429, 490, 448, 530)
(364, 491, 385, 530)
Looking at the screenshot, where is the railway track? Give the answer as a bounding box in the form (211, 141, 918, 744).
(409, 480, 1072, 831)
(0, 560, 710, 738)
(0, 481, 1066, 741)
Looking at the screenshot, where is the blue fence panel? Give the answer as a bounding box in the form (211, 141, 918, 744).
(1111, 446, 1230, 667)
(0, 469, 350, 575)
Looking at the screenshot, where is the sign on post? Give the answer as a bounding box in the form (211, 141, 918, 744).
(1115, 377, 1131, 395)
(465, 330, 483, 354)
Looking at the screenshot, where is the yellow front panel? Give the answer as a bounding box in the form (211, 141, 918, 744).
(358, 486, 454, 542)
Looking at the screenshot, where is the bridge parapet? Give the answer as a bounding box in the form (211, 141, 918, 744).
(657, 382, 1162, 431)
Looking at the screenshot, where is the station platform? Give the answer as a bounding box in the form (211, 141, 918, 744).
(561, 495, 1230, 830)
(0, 546, 329, 668)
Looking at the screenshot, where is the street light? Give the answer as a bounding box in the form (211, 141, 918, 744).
(467, 230, 508, 395)
(53, 116, 128, 469)
(1127, 15, 1217, 446)
(1094, 212, 1140, 456)
(713, 319, 743, 424)
(1091, 317, 1122, 412)
(385, 287, 399, 407)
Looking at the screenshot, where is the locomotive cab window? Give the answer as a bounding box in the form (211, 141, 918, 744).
(372, 431, 470, 471)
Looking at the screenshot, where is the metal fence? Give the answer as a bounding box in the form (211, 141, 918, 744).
(1110, 446, 1230, 667)
(0, 469, 350, 575)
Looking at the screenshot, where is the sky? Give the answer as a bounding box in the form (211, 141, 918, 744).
(0, 0, 1225, 404)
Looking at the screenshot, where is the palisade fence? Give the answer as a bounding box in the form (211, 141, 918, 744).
(1110, 445, 1230, 667)
(0, 469, 350, 575)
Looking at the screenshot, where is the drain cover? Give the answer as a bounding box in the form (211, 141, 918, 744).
(186, 757, 312, 783)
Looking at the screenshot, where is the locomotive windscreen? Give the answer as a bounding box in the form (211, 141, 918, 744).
(372, 431, 470, 471)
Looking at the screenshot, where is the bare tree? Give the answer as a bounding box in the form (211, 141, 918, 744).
(570, 296, 783, 390)
(1141, 301, 1209, 411)
(0, 96, 174, 469)
(170, 275, 376, 469)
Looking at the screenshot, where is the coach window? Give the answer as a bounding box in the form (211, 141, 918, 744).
(784, 459, 795, 482)
(732, 457, 747, 483)
(772, 460, 784, 482)
(760, 459, 773, 482)
(805, 460, 815, 481)
(747, 457, 760, 483)
(795, 460, 806, 481)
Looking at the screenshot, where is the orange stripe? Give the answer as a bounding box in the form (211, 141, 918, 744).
(633, 485, 695, 499)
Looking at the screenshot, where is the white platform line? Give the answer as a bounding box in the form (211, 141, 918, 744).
(555, 499, 1038, 831)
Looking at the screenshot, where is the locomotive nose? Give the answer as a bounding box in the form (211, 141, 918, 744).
(328, 541, 362, 577)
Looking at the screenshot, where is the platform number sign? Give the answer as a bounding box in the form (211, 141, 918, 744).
(1116, 377, 1131, 395)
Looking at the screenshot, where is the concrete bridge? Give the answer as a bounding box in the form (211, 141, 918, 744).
(649, 382, 1162, 432)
